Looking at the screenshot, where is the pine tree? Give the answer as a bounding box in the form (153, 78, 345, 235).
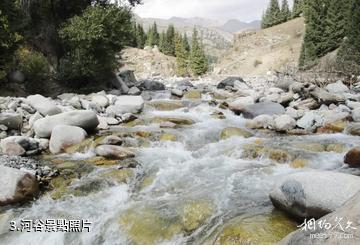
(163, 24, 176, 56)
(337, 0, 360, 74)
(189, 27, 208, 76)
(261, 0, 281, 28)
(299, 0, 329, 68)
(280, 0, 291, 23)
(292, 0, 304, 18)
(146, 22, 159, 47)
(182, 33, 190, 52)
(129, 21, 138, 47)
(324, 0, 352, 52)
(175, 32, 189, 76)
(136, 24, 146, 49)
(158, 31, 166, 52)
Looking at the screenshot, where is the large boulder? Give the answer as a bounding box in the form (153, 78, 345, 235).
(325, 80, 349, 94)
(296, 111, 316, 131)
(106, 96, 144, 116)
(344, 147, 360, 168)
(0, 136, 42, 156)
(279, 191, 360, 245)
(91, 94, 109, 108)
(26, 94, 61, 116)
(49, 125, 87, 154)
(228, 97, 255, 114)
(311, 88, 345, 105)
(33, 110, 99, 138)
(95, 145, 135, 160)
(269, 171, 360, 219)
(140, 80, 165, 91)
(0, 141, 25, 156)
(237, 102, 285, 119)
(118, 70, 138, 88)
(274, 115, 296, 131)
(0, 113, 22, 130)
(217, 76, 246, 89)
(0, 166, 39, 206)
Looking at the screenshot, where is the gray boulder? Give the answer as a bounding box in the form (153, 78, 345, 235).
(325, 80, 349, 94)
(33, 110, 99, 138)
(270, 171, 360, 219)
(49, 125, 87, 154)
(352, 108, 360, 122)
(0, 166, 39, 206)
(346, 123, 360, 136)
(106, 96, 144, 116)
(237, 102, 285, 119)
(0, 141, 25, 156)
(296, 111, 316, 130)
(228, 97, 255, 114)
(26, 94, 61, 116)
(311, 88, 345, 105)
(274, 114, 296, 131)
(0, 113, 22, 130)
(217, 76, 245, 89)
(91, 94, 109, 108)
(140, 80, 165, 91)
(117, 70, 138, 88)
(128, 86, 141, 95)
(279, 191, 360, 245)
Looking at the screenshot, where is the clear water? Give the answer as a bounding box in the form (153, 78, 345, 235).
(1, 96, 359, 245)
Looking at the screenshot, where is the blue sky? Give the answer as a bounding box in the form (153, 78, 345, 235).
(134, 0, 294, 22)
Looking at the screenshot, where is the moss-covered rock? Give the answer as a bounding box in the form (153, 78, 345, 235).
(182, 200, 213, 232)
(184, 90, 202, 100)
(49, 175, 78, 200)
(148, 101, 185, 111)
(267, 149, 292, 163)
(241, 144, 265, 159)
(119, 207, 182, 245)
(139, 176, 156, 190)
(65, 138, 96, 154)
(124, 119, 146, 127)
(220, 127, 253, 140)
(290, 159, 308, 169)
(326, 143, 347, 153)
(86, 156, 119, 166)
(214, 211, 297, 245)
(101, 169, 134, 184)
(293, 142, 326, 152)
(160, 133, 178, 142)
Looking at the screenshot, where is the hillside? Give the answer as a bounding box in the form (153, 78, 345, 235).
(214, 17, 305, 76)
(120, 47, 176, 79)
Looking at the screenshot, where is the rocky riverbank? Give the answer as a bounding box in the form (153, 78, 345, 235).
(1, 72, 360, 244)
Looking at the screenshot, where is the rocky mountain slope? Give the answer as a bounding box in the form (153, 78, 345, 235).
(214, 17, 305, 76)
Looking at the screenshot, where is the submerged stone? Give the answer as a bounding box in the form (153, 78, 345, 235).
(220, 127, 253, 140)
(101, 169, 134, 184)
(148, 101, 185, 111)
(152, 117, 195, 125)
(160, 133, 178, 142)
(182, 200, 213, 232)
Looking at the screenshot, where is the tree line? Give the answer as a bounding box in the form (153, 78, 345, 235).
(261, 0, 304, 29)
(129, 22, 208, 77)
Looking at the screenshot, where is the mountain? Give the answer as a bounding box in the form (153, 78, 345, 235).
(219, 19, 261, 33)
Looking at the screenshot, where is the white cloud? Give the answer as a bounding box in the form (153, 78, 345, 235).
(134, 0, 293, 22)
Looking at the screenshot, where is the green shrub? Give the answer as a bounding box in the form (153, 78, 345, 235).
(58, 5, 132, 86)
(18, 48, 50, 82)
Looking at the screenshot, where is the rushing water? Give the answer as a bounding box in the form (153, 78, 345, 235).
(1, 92, 360, 245)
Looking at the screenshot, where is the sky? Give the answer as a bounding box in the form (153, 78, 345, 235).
(134, 0, 294, 22)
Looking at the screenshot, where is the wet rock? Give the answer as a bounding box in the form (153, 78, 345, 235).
(26, 94, 61, 116)
(316, 121, 347, 134)
(101, 169, 134, 183)
(286, 107, 304, 120)
(152, 117, 195, 125)
(220, 127, 253, 140)
(160, 121, 177, 129)
(274, 115, 296, 131)
(215, 211, 297, 245)
(345, 123, 360, 136)
(326, 143, 346, 153)
(344, 147, 360, 168)
(49, 125, 87, 154)
(0, 166, 39, 206)
(217, 76, 246, 89)
(289, 159, 307, 169)
(268, 148, 292, 163)
(148, 101, 185, 111)
(228, 97, 255, 114)
(269, 171, 360, 219)
(95, 145, 135, 160)
(183, 90, 202, 100)
(325, 80, 349, 94)
(279, 191, 360, 245)
(106, 96, 144, 116)
(293, 142, 325, 152)
(291, 98, 319, 110)
(33, 110, 99, 138)
(352, 107, 360, 122)
(97, 135, 122, 145)
(182, 200, 213, 232)
(0, 113, 22, 130)
(96, 116, 109, 130)
(116, 70, 138, 89)
(238, 102, 285, 119)
(0, 136, 41, 155)
(64, 138, 95, 154)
